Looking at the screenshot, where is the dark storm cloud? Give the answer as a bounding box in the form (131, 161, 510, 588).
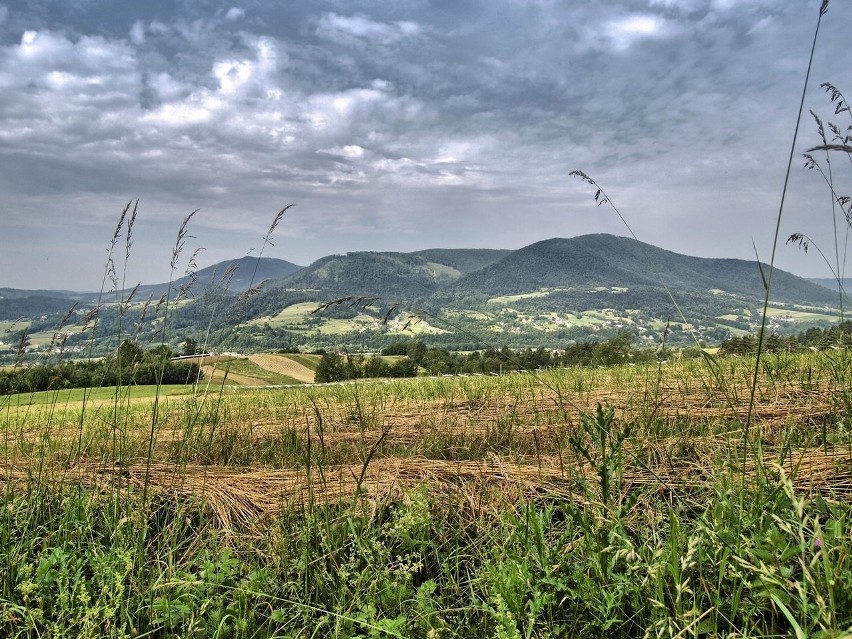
(0, 0, 850, 288)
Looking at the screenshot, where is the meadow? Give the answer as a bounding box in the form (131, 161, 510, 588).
(1, 350, 851, 637)
(2, 4, 850, 635)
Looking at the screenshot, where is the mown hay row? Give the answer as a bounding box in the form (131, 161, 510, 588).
(5, 446, 851, 530)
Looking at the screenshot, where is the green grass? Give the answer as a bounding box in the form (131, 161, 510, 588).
(424, 261, 462, 279)
(2, 352, 852, 637)
(0, 320, 30, 338)
(2, 383, 199, 406)
(250, 301, 321, 327)
(765, 305, 840, 322)
(281, 353, 320, 371)
(247, 303, 382, 335)
(487, 288, 567, 304)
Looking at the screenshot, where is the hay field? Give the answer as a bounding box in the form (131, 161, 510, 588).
(4, 352, 850, 525)
(2, 351, 852, 637)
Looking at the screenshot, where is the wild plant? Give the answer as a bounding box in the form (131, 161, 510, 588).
(746, 0, 830, 437)
(789, 82, 852, 325)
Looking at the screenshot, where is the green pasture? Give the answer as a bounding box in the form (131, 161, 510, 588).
(1, 383, 198, 407)
(280, 353, 320, 370)
(487, 288, 566, 304)
(252, 301, 321, 326)
(1, 349, 851, 637)
(765, 306, 841, 322)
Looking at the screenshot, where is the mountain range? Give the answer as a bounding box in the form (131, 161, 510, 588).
(0, 234, 843, 354)
(256, 234, 835, 307)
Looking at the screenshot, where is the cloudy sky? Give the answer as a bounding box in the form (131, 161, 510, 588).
(1, 0, 850, 290)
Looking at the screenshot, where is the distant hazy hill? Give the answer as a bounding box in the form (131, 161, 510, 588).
(0, 286, 100, 320)
(131, 256, 303, 300)
(0, 258, 303, 321)
(435, 235, 837, 306)
(0, 288, 83, 300)
(810, 278, 852, 293)
(0, 294, 78, 320)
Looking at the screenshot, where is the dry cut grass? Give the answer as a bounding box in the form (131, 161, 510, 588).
(3, 354, 850, 530)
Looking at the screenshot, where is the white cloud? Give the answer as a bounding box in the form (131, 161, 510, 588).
(648, 0, 702, 10)
(225, 7, 245, 21)
(148, 72, 187, 101)
(142, 97, 222, 126)
(321, 144, 368, 159)
(316, 13, 421, 45)
(433, 138, 493, 164)
(0, 29, 138, 109)
(710, 0, 772, 9)
(129, 20, 145, 45)
(213, 58, 254, 95)
(148, 21, 170, 35)
(605, 14, 671, 51)
(301, 81, 421, 137)
(144, 37, 282, 126)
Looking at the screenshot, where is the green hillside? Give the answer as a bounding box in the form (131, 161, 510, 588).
(131, 256, 303, 299)
(1, 235, 844, 358)
(0, 295, 80, 320)
(279, 252, 449, 300)
(436, 235, 837, 306)
(410, 248, 512, 274)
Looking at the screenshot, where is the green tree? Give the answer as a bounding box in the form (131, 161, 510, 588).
(388, 358, 418, 378)
(315, 352, 347, 383)
(181, 337, 199, 357)
(145, 344, 174, 364)
(117, 339, 143, 370)
(594, 332, 634, 365)
(422, 349, 449, 376)
(363, 355, 389, 379)
(406, 342, 427, 365)
(381, 342, 409, 356)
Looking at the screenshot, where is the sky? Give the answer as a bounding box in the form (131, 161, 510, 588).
(1, 0, 851, 291)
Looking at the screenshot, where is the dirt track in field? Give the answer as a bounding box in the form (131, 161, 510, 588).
(248, 354, 315, 383)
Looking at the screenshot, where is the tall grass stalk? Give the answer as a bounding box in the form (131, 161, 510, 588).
(746, 0, 829, 443)
(71, 201, 131, 464)
(790, 82, 852, 326)
(141, 209, 199, 508)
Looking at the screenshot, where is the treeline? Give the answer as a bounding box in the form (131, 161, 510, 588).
(384, 333, 663, 376)
(314, 352, 418, 383)
(0, 341, 202, 395)
(719, 321, 852, 355)
(315, 333, 676, 383)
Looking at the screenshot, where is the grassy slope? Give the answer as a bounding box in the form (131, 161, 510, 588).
(1, 352, 851, 636)
(410, 247, 513, 274)
(438, 234, 838, 305)
(5, 383, 197, 406)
